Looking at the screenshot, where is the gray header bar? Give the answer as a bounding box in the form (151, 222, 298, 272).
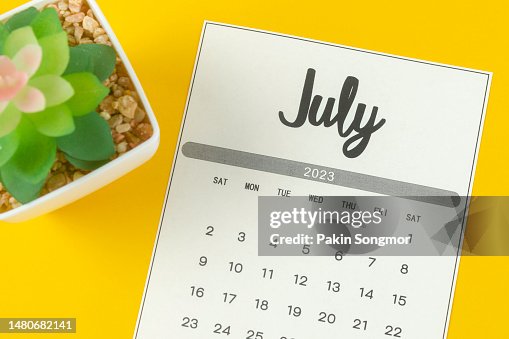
(182, 142, 460, 207)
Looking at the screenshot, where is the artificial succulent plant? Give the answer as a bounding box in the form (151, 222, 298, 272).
(0, 6, 117, 204)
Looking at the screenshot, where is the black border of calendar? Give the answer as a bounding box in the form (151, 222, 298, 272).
(135, 22, 492, 339)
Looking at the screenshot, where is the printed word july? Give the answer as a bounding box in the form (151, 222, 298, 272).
(279, 68, 386, 158)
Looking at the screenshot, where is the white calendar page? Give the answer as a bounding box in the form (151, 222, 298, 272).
(135, 23, 491, 339)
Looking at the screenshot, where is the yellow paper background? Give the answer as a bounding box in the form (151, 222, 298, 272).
(0, 0, 508, 338)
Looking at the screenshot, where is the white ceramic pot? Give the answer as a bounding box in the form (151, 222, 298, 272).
(0, 0, 160, 222)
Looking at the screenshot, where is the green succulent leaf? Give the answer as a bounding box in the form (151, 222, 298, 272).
(3, 26, 38, 58)
(63, 72, 109, 116)
(64, 44, 117, 82)
(0, 117, 55, 189)
(0, 168, 46, 203)
(35, 31, 70, 76)
(30, 7, 62, 39)
(29, 75, 75, 107)
(57, 112, 114, 162)
(28, 104, 75, 137)
(0, 104, 22, 138)
(0, 130, 20, 167)
(4, 7, 38, 32)
(0, 23, 9, 55)
(65, 154, 110, 171)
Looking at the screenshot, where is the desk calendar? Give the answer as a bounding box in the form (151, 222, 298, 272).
(134, 22, 491, 339)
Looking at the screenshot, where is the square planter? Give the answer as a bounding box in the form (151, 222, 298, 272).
(0, 0, 160, 222)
